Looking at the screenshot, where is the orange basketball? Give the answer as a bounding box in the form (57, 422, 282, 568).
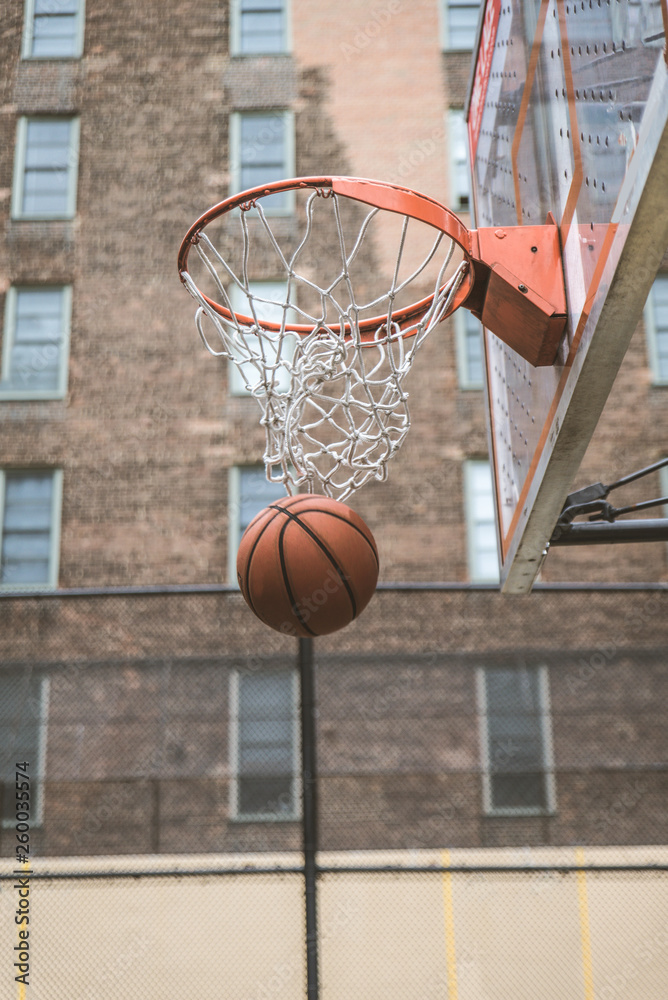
(237, 494, 379, 637)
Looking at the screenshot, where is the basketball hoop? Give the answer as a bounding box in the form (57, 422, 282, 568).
(178, 176, 567, 500)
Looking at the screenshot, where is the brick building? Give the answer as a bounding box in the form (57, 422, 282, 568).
(1, 0, 667, 863)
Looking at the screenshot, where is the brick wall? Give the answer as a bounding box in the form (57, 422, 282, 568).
(1, 0, 666, 588)
(1, 588, 666, 857)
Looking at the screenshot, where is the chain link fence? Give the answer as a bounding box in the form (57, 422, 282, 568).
(1, 584, 667, 998)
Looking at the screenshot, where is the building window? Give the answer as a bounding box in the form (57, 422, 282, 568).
(464, 460, 499, 582)
(448, 109, 471, 213)
(0, 470, 62, 590)
(230, 669, 299, 820)
(441, 0, 481, 51)
(230, 111, 295, 213)
(478, 665, 555, 814)
(227, 282, 297, 396)
(1, 674, 49, 827)
(228, 465, 288, 583)
(231, 0, 288, 55)
(644, 274, 668, 384)
(455, 308, 484, 388)
(11, 117, 80, 220)
(22, 0, 85, 59)
(1, 287, 71, 399)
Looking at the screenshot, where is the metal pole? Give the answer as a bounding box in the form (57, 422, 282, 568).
(550, 519, 668, 545)
(298, 636, 319, 1000)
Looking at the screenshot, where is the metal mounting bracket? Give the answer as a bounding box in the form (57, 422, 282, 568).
(466, 214, 568, 367)
(549, 458, 668, 546)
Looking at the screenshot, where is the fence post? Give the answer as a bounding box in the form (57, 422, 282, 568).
(299, 636, 319, 1000)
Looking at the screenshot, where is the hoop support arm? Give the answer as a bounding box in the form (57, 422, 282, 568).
(467, 217, 568, 367)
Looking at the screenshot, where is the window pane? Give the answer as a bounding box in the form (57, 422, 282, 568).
(485, 668, 548, 810)
(449, 110, 471, 211)
(6, 289, 64, 393)
(228, 283, 296, 395)
(465, 313, 483, 385)
(240, 0, 283, 10)
(466, 460, 498, 582)
(238, 114, 289, 210)
(239, 467, 286, 533)
(31, 0, 79, 57)
(239, 0, 284, 54)
(491, 772, 547, 810)
(19, 120, 76, 217)
(0, 675, 45, 822)
(237, 672, 295, 816)
(32, 16, 78, 56)
(1, 473, 54, 586)
(34, 0, 78, 13)
(656, 332, 668, 377)
(446, 0, 481, 49)
(240, 13, 284, 53)
(9, 346, 60, 388)
(23, 168, 69, 194)
(650, 277, 668, 379)
(24, 120, 72, 163)
(238, 775, 293, 816)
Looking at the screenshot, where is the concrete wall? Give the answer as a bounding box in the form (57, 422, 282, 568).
(0, 846, 666, 1000)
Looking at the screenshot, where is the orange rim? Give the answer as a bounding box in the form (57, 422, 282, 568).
(178, 176, 475, 340)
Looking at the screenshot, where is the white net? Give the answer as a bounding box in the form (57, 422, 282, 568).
(181, 187, 468, 501)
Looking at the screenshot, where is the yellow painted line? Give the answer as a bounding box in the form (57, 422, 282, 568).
(575, 847, 595, 1000)
(440, 850, 458, 1000)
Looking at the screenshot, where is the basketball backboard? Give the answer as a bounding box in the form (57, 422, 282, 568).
(467, 0, 668, 592)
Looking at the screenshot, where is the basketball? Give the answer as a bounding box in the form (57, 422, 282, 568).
(237, 494, 379, 637)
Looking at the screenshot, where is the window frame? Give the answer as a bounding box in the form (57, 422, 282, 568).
(11, 116, 81, 221)
(477, 664, 556, 817)
(644, 274, 668, 385)
(0, 469, 63, 592)
(440, 0, 482, 52)
(448, 108, 472, 214)
(1, 674, 49, 829)
(228, 465, 288, 584)
(229, 110, 295, 216)
(230, 0, 290, 56)
(229, 668, 300, 822)
(463, 459, 499, 583)
(455, 308, 484, 390)
(22, 0, 86, 60)
(227, 281, 297, 396)
(1, 286, 72, 400)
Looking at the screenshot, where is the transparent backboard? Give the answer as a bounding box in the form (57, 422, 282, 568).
(467, 0, 668, 592)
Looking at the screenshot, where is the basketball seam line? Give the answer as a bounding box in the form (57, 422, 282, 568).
(278, 517, 318, 637)
(267, 504, 379, 569)
(241, 506, 284, 622)
(269, 504, 360, 622)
